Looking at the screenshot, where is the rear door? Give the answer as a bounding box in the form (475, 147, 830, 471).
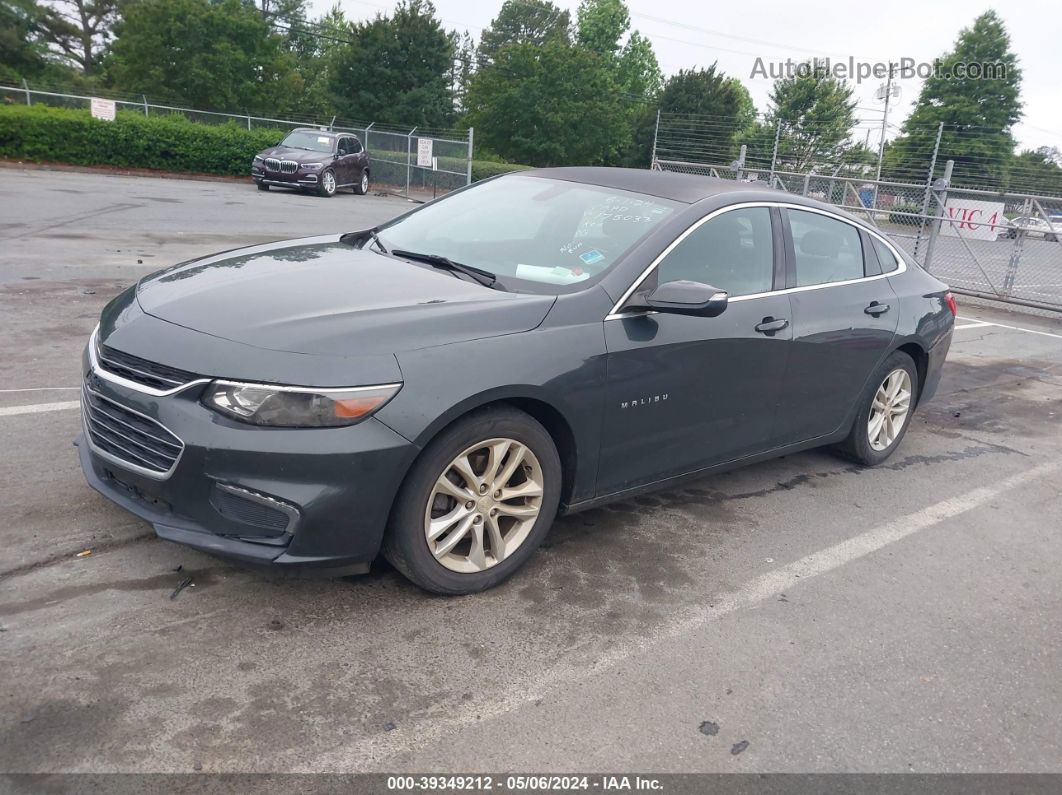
(779, 208, 899, 444)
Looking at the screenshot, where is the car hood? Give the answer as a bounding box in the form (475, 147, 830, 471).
(135, 236, 555, 357)
(260, 146, 336, 164)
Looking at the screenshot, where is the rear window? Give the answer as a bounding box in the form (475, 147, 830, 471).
(871, 237, 899, 273)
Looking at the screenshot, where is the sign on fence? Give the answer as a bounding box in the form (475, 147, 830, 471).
(89, 97, 116, 122)
(417, 138, 433, 168)
(940, 198, 1006, 241)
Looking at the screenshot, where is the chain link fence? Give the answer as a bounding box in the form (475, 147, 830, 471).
(1, 81, 473, 197)
(652, 112, 1062, 313)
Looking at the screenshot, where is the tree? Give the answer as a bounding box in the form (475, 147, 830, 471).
(655, 66, 756, 163)
(616, 31, 661, 99)
(766, 60, 856, 172)
(575, 0, 629, 59)
(477, 0, 569, 65)
(34, 0, 118, 75)
(328, 0, 454, 128)
(1007, 147, 1062, 195)
(1, 0, 52, 83)
(465, 40, 630, 166)
(105, 0, 302, 114)
(885, 11, 1022, 185)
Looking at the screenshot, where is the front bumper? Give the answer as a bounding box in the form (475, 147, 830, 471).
(251, 167, 320, 188)
(77, 352, 418, 574)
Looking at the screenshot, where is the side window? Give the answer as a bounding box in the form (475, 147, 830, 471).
(655, 207, 775, 297)
(871, 236, 899, 273)
(337, 137, 350, 155)
(349, 137, 363, 154)
(788, 210, 865, 286)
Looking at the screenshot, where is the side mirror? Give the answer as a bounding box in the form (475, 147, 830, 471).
(631, 280, 729, 318)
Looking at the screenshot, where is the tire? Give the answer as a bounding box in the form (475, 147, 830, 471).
(353, 169, 369, 195)
(383, 406, 562, 595)
(256, 182, 269, 191)
(835, 350, 919, 466)
(318, 169, 337, 197)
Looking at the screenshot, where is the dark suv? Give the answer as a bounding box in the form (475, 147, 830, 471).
(252, 128, 370, 197)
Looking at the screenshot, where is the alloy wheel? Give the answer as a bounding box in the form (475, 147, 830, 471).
(360, 172, 369, 193)
(868, 368, 912, 451)
(424, 438, 544, 573)
(322, 171, 336, 195)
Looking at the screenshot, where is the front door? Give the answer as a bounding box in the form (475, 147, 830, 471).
(597, 205, 793, 495)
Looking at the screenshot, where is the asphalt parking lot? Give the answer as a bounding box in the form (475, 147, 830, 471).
(1, 168, 1061, 774)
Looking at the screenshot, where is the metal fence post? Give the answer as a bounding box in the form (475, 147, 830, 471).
(732, 144, 747, 181)
(246, 115, 251, 131)
(912, 122, 944, 261)
(22, 79, 30, 105)
(769, 120, 781, 181)
(364, 122, 374, 154)
(466, 126, 474, 186)
(141, 94, 149, 117)
(922, 159, 953, 274)
(650, 108, 661, 169)
(406, 127, 417, 196)
(802, 172, 811, 197)
(329, 115, 336, 131)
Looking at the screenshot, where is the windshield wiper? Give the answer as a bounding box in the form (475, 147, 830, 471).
(339, 227, 388, 254)
(390, 249, 503, 290)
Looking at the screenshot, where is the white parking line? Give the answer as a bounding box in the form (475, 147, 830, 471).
(311, 460, 1061, 768)
(955, 319, 1062, 340)
(0, 401, 81, 418)
(0, 387, 80, 393)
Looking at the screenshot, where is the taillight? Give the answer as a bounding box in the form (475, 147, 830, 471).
(944, 292, 957, 316)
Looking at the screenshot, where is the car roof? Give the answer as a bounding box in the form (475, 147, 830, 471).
(517, 166, 870, 226)
(290, 127, 341, 136)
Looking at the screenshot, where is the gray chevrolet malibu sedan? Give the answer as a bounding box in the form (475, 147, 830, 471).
(78, 168, 954, 594)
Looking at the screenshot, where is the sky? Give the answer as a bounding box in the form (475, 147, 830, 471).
(310, 0, 1062, 152)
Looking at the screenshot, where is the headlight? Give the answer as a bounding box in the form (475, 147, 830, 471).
(301, 162, 323, 171)
(253, 155, 264, 163)
(204, 380, 401, 427)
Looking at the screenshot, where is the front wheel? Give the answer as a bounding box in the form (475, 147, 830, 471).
(835, 350, 919, 466)
(317, 169, 337, 197)
(256, 182, 269, 191)
(383, 407, 561, 594)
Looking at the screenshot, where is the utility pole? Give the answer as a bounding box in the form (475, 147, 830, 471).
(872, 62, 897, 211)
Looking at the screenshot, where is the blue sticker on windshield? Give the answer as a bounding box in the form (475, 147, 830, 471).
(580, 249, 605, 265)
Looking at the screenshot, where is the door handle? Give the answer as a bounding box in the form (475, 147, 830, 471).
(755, 317, 789, 334)
(864, 301, 891, 316)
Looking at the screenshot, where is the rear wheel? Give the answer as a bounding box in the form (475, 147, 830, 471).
(383, 407, 561, 594)
(835, 350, 919, 466)
(318, 169, 337, 197)
(353, 170, 369, 195)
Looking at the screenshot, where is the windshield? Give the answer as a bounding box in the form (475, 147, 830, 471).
(280, 131, 335, 153)
(377, 175, 680, 293)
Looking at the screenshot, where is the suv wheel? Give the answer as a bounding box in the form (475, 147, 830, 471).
(318, 169, 337, 198)
(383, 407, 561, 594)
(354, 170, 369, 195)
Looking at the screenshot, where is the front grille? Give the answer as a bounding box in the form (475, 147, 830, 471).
(265, 158, 298, 174)
(211, 486, 294, 533)
(97, 344, 197, 391)
(82, 388, 183, 476)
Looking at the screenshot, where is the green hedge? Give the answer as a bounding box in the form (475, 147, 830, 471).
(0, 104, 533, 183)
(0, 104, 284, 176)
